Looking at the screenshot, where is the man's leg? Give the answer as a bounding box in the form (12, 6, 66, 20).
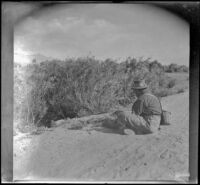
(145, 115, 161, 133)
(111, 110, 151, 134)
(101, 114, 118, 129)
(124, 111, 151, 134)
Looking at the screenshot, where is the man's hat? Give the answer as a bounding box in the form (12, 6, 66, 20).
(132, 79, 148, 89)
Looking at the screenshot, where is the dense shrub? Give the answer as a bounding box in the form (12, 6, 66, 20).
(165, 63, 189, 73)
(14, 57, 181, 127)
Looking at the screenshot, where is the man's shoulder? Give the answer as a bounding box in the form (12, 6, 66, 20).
(144, 93, 156, 98)
(141, 93, 158, 101)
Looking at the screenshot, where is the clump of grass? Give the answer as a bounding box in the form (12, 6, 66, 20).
(177, 88, 185, 94)
(167, 79, 177, 88)
(30, 126, 53, 135)
(16, 121, 36, 133)
(155, 89, 171, 97)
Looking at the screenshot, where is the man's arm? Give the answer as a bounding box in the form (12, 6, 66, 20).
(131, 104, 134, 114)
(138, 99, 144, 115)
(132, 99, 144, 115)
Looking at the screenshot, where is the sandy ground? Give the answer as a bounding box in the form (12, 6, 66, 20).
(14, 91, 189, 182)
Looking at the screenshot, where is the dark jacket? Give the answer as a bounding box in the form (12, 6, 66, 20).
(132, 92, 162, 116)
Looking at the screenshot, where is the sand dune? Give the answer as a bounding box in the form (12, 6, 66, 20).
(14, 91, 189, 182)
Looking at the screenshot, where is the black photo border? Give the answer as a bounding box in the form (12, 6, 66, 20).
(1, 1, 199, 183)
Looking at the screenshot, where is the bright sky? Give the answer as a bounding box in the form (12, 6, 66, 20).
(14, 3, 189, 66)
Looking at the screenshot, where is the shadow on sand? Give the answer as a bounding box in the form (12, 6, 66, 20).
(92, 126, 152, 135)
(92, 126, 126, 135)
(67, 124, 126, 135)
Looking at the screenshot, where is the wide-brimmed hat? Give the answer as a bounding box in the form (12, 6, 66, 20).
(132, 79, 148, 89)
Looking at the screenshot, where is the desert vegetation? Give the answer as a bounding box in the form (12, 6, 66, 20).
(14, 57, 189, 130)
(163, 63, 189, 73)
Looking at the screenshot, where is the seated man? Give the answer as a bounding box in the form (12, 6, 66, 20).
(104, 79, 162, 134)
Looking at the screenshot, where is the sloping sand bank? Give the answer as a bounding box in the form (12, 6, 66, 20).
(14, 91, 189, 182)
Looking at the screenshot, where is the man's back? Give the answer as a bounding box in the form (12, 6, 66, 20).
(132, 93, 162, 116)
